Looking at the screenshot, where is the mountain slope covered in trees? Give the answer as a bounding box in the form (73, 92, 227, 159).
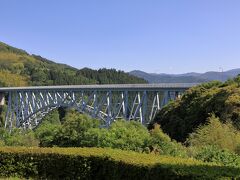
(0, 41, 146, 87)
(153, 76, 240, 142)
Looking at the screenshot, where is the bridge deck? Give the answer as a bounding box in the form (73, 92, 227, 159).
(0, 83, 199, 92)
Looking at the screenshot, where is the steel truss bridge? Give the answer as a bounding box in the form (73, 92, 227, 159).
(0, 83, 197, 129)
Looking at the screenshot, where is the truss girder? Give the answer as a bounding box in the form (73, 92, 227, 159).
(4, 89, 184, 129)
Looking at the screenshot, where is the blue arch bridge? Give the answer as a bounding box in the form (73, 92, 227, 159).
(0, 83, 197, 129)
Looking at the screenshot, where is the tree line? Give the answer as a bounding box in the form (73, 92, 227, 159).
(0, 41, 146, 86)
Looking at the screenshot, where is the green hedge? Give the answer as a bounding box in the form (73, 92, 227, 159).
(0, 147, 239, 179)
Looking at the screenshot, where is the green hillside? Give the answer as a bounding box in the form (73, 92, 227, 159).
(153, 77, 240, 142)
(0, 41, 146, 87)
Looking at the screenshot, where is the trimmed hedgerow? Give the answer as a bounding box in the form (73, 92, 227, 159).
(0, 147, 239, 179)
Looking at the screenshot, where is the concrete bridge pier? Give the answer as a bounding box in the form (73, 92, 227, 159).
(0, 93, 5, 106)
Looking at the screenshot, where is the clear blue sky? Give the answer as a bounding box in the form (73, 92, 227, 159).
(1, 0, 240, 74)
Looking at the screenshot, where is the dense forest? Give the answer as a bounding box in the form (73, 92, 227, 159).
(0, 41, 146, 87)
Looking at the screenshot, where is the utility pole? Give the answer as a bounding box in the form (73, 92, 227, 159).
(219, 67, 223, 82)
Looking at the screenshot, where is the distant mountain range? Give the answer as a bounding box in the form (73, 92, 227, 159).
(129, 69, 240, 83)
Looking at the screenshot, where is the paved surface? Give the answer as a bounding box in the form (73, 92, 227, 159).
(0, 83, 199, 92)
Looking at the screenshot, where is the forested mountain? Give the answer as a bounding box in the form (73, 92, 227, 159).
(0, 41, 146, 87)
(130, 69, 240, 83)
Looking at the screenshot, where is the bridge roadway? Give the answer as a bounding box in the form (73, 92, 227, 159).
(0, 83, 199, 129)
(0, 83, 198, 92)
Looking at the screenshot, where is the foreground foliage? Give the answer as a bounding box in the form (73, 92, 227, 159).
(35, 111, 187, 157)
(195, 145, 240, 167)
(148, 124, 187, 157)
(0, 128, 39, 147)
(3, 109, 240, 167)
(186, 114, 240, 154)
(0, 147, 239, 179)
(0, 109, 187, 157)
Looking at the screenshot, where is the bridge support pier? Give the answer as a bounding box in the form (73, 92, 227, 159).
(0, 93, 5, 106)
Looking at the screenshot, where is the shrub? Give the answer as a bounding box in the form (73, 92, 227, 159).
(0, 140, 5, 146)
(34, 111, 188, 157)
(83, 120, 151, 152)
(52, 111, 100, 147)
(0, 147, 239, 179)
(186, 114, 240, 153)
(148, 124, 187, 157)
(35, 122, 61, 147)
(195, 145, 240, 167)
(0, 128, 39, 147)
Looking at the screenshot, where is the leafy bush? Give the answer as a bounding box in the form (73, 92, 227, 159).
(0, 140, 5, 146)
(0, 128, 39, 147)
(35, 109, 62, 147)
(35, 122, 61, 147)
(83, 120, 151, 152)
(52, 111, 100, 147)
(186, 114, 240, 153)
(195, 145, 240, 167)
(148, 124, 187, 157)
(0, 147, 239, 179)
(35, 111, 188, 157)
